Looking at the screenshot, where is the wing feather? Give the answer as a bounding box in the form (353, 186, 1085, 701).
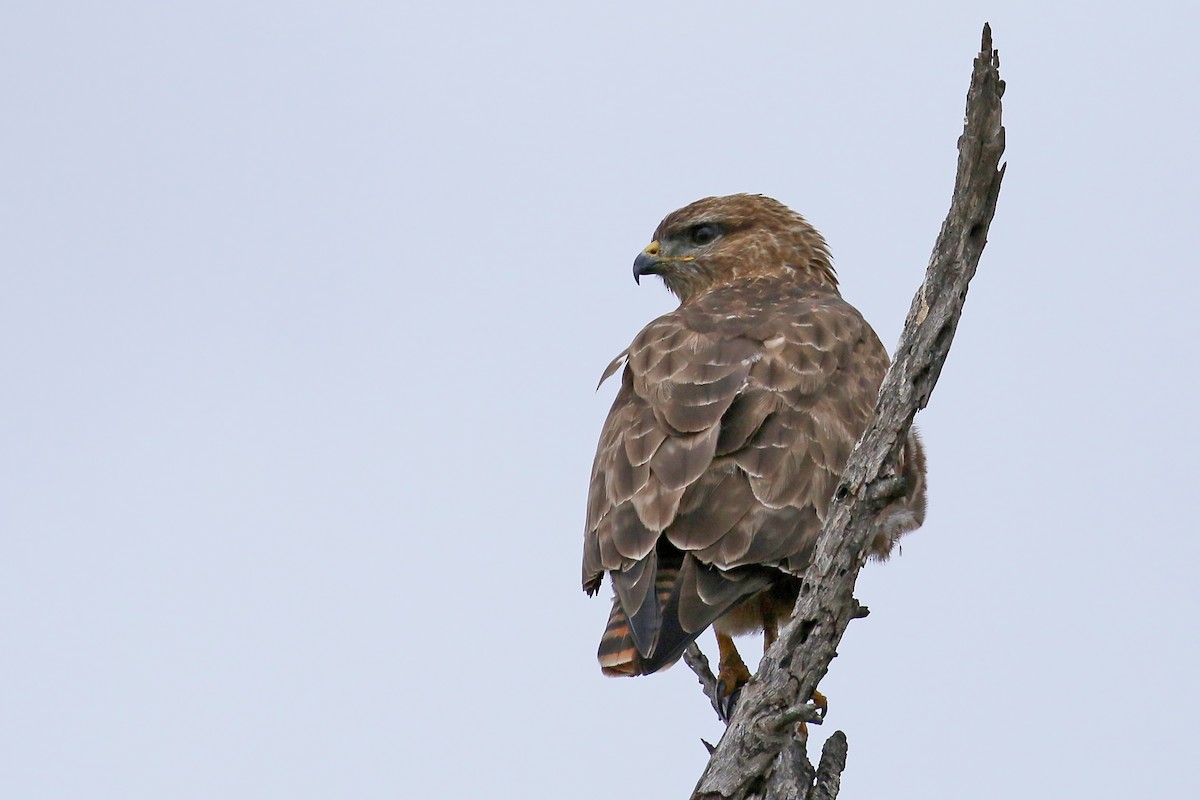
(665, 468, 756, 551)
(622, 405, 668, 467)
(648, 425, 720, 491)
(608, 502, 658, 560)
(629, 476, 686, 533)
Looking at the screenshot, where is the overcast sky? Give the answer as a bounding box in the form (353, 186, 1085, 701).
(3, 2, 1198, 798)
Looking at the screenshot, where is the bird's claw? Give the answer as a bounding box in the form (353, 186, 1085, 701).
(810, 688, 828, 719)
(772, 690, 829, 739)
(715, 659, 751, 723)
(716, 680, 743, 723)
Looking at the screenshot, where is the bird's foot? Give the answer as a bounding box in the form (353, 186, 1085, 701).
(781, 690, 829, 740)
(716, 659, 751, 697)
(810, 688, 828, 719)
(715, 659, 751, 722)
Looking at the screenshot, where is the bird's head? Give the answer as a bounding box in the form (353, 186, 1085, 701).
(632, 194, 836, 302)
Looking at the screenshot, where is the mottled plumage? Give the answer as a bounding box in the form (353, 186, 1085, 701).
(583, 194, 926, 680)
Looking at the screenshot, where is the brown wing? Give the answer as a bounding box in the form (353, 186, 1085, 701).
(583, 278, 890, 674)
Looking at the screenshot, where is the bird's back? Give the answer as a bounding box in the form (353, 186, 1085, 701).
(585, 275, 916, 675)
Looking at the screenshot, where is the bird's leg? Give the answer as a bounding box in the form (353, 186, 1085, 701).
(715, 632, 751, 697)
(762, 609, 779, 651)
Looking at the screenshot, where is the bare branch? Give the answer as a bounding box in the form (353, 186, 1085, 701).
(683, 643, 727, 723)
(690, 23, 1005, 800)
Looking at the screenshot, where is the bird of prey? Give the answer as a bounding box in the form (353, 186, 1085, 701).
(582, 194, 927, 698)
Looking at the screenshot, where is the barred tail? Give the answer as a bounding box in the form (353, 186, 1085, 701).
(597, 602, 642, 676)
(597, 557, 685, 676)
(596, 551, 778, 677)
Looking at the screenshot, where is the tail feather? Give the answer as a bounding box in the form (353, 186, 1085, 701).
(597, 602, 642, 676)
(598, 556, 683, 676)
(597, 551, 771, 676)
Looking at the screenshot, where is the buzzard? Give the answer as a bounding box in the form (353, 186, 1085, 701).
(583, 194, 927, 697)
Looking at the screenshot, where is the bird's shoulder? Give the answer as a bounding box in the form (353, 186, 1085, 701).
(621, 277, 881, 409)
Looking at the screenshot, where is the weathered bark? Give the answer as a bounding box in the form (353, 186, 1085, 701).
(686, 24, 1006, 800)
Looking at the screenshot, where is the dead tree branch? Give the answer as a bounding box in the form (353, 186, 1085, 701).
(687, 23, 1005, 800)
(683, 643, 727, 723)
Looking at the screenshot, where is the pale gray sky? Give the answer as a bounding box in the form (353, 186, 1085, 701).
(3, 2, 1198, 798)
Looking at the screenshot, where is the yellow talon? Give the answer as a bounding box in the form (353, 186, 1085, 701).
(811, 688, 828, 718)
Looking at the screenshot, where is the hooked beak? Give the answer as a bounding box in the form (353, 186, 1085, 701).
(632, 241, 665, 285)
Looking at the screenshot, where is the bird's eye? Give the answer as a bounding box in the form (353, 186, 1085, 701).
(689, 223, 720, 246)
